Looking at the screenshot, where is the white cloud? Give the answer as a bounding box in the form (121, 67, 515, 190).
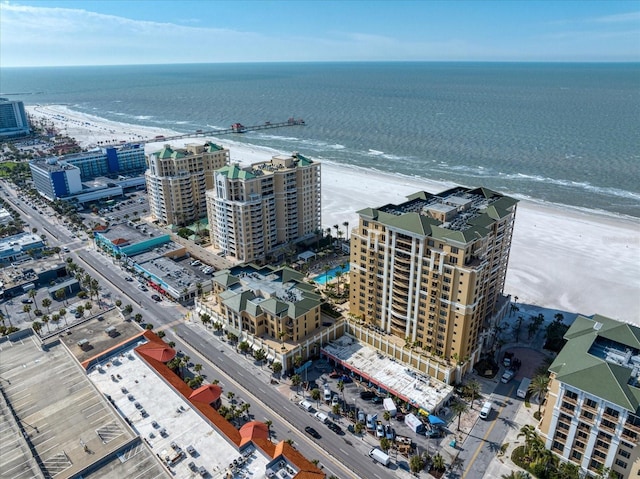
(591, 11, 640, 24)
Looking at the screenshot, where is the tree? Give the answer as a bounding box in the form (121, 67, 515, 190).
(123, 304, 133, 315)
(51, 314, 60, 330)
(42, 314, 50, 332)
(465, 379, 481, 409)
(265, 420, 273, 439)
(291, 374, 302, 393)
(85, 302, 93, 314)
(342, 221, 349, 243)
(501, 472, 531, 479)
(432, 453, 446, 472)
(451, 399, 468, 431)
(23, 304, 32, 320)
(200, 313, 211, 327)
(32, 321, 43, 335)
(28, 289, 39, 309)
(409, 454, 425, 473)
(134, 313, 143, 323)
(59, 308, 67, 326)
(337, 379, 345, 405)
(354, 422, 364, 435)
(293, 355, 303, 369)
(238, 341, 250, 354)
(311, 388, 321, 407)
(194, 363, 203, 373)
(272, 361, 283, 376)
(332, 403, 340, 415)
(227, 391, 235, 404)
(529, 374, 550, 414)
(254, 348, 266, 367)
(115, 299, 122, 308)
(383, 410, 391, 424)
(55, 288, 67, 305)
(41, 297, 52, 313)
(379, 437, 391, 452)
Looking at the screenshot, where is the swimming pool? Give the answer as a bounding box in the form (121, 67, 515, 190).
(313, 264, 350, 285)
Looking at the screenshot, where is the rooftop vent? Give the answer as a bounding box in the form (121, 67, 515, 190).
(593, 321, 603, 331)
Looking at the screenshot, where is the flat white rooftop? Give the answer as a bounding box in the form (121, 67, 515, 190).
(87, 342, 271, 479)
(323, 337, 453, 412)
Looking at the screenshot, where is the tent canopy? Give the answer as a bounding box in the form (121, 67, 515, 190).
(297, 251, 316, 262)
(428, 415, 445, 426)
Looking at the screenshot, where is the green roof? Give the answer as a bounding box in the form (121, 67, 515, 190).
(549, 314, 640, 412)
(216, 164, 256, 180)
(357, 186, 517, 242)
(155, 146, 185, 160)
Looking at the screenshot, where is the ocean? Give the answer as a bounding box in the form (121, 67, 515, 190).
(2, 62, 639, 217)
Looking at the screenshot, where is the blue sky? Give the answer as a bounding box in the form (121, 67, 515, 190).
(1, 0, 639, 67)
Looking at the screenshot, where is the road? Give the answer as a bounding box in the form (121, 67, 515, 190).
(2, 182, 397, 479)
(456, 381, 519, 479)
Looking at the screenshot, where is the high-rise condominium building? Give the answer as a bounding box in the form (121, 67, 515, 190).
(206, 153, 321, 264)
(0, 98, 30, 139)
(540, 314, 640, 478)
(146, 142, 230, 226)
(349, 186, 517, 364)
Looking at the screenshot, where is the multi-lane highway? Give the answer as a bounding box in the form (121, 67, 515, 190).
(2, 181, 397, 479)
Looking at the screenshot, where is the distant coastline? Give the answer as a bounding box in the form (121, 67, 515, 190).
(25, 104, 640, 325)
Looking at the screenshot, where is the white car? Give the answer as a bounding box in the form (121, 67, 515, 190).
(331, 395, 339, 406)
(501, 369, 515, 383)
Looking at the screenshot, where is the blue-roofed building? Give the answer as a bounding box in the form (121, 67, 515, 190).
(0, 98, 30, 139)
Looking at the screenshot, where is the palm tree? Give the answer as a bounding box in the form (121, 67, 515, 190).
(41, 297, 52, 313)
(311, 388, 321, 407)
(501, 472, 531, 479)
(383, 410, 391, 424)
(379, 437, 391, 452)
(227, 391, 235, 404)
(59, 308, 67, 326)
(333, 224, 340, 247)
(432, 453, 446, 472)
(28, 289, 38, 309)
(529, 374, 550, 414)
(451, 399, 468, 431)
(55, 288, 66, 305)
(409, 454, 424, 474)
(337, 379, 345, 404)
(23, 304, 32, 320)
(264, 419, 273, 439)
(42, 314, 50, 333)
(291, 374, 302, 393)
(32, 321, 43, 335)
(465, 379, 481, 409)
(342, 221, 349, 243)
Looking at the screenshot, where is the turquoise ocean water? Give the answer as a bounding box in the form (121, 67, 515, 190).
(2, 62, 639, 217)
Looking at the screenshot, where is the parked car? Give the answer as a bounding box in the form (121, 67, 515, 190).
(331, 395, 339, 406)
(305, 426, 321, 439)
(151, 294, 162, 302)
(360, 391, 376, 400)
(138, 285, 148, 291)
(327, 421, 343, 435)
(501, 369, 516, 383)
(371, 396, 383, 404)
(125, 277, 133, 282)
(21, 298, 33, 304)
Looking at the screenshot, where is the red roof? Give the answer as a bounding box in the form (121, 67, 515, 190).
(134, 331, 323, 479)
(93, 224, 108, 231)
(239, 421, 269, 446)
(136, 341, 176, 363)
(189, 384, 222, 404)
(111, 238, 128, 245)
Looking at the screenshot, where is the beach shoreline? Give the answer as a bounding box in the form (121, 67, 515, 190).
(25, 105, 640, 324)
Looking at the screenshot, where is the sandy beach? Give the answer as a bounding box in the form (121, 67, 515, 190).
(26, 105, 640, 324)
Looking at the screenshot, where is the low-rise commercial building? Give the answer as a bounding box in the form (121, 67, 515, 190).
(0, 232, 45, 265)
(540, 314, 640, 478)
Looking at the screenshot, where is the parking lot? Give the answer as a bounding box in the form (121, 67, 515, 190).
(294, 359, 452, 460)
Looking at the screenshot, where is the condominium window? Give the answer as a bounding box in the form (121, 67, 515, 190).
(614, 459, 627, 469)
(571, 450, 582, 461)
(584, 398, 597, 408)
(604, 407, 619, 418)
(618, 449, 631, 459)
(564, 390, 578, 400)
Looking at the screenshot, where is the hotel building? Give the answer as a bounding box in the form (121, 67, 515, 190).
(29, 158, 83, 201)
(349, 186, 517, 365)
(145, 142, 230, 226)
(540, 314, 640, 478)
(206, 152, 321, 264)
(60, 143, 147, 180)
(0, 98, 30, 139)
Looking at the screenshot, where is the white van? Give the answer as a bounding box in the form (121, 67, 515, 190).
(479, 401, 492, 420)
(299, 400, 313, 412)
(314, 412, 329, 424)
(369, 448, 390, 466)
(323, 386, 332, 402)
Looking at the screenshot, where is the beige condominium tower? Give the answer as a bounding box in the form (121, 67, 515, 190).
(206, 152, 321, 264)
(349, 186, 518, 365)
(146, 142, 230, 226)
